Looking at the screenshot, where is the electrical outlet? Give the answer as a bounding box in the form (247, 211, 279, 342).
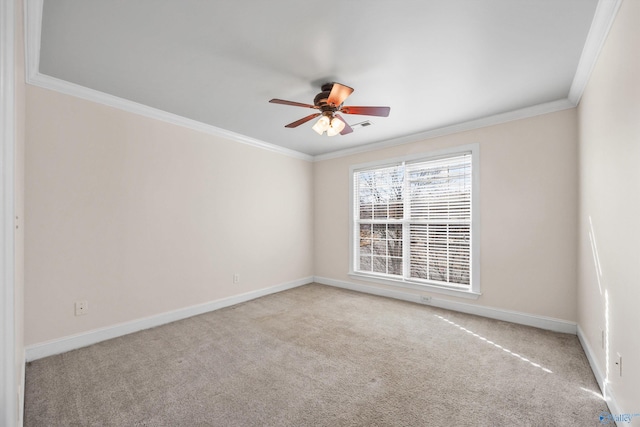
(233, 274, 240, 284)
(420, 295, 432, 304)
(615, 353, 622, 377)
(75, 301, 88, 316)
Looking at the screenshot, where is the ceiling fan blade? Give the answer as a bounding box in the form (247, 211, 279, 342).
(340, 106, 390, 117)
(285, 113, 321, 128)
(335, 114, 353, 135)
(327, 83, 354, 107)
(269, 99, 318, 109)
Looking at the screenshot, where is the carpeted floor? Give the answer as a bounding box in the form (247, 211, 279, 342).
(25, 284, 608, 426)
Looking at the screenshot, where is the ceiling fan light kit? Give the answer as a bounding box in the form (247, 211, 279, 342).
(269, 82, 390, 137)
(311, 114, 346, 137)
(327, 117, 346, 136)
(311, 115, 330, 135)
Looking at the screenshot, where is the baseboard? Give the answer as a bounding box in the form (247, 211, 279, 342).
(314, 276, 577, 334)
(576, 325, 622, 422)
(25, 277, 313, 362)
(18, 347, 25, 426)
(576, 325, 606, 394)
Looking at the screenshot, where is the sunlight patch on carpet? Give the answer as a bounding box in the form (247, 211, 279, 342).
(435, 314, 554, 374)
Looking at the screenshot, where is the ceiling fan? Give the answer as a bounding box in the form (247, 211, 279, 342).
(269, 82, 390, 136)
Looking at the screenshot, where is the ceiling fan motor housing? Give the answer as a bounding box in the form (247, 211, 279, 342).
(314, 84, 336, 111)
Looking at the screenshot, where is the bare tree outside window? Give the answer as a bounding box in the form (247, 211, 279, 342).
(357, 166, 404, 276)
(354, 153, 472, 288)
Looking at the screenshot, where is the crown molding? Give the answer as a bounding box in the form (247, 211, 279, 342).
(25, 0, 621, 163)
(568, 0, 623, 105)
(30, 73, 314, 161)
(313, 98, 575, 162)
(24, 0, 313, 162)
(315, 0, 622, 162)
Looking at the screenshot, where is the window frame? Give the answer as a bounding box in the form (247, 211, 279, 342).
(348, 144, 481, 299)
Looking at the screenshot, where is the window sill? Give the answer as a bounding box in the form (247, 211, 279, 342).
(348, 272, 481, 300)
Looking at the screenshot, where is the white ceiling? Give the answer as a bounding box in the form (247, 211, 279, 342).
(34, 0, 604, 157)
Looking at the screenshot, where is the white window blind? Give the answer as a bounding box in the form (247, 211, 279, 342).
(353, 152, 473, 289)
(406, 154, 471, 286)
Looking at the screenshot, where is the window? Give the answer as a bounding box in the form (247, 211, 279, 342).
(350, 145, 480, 298)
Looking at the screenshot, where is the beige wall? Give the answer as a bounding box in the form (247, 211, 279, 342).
(315, 109, 579, 321)
(17, 0, 640, 420)
(577, 0, 640, 414)
(24, 87, 314, 345)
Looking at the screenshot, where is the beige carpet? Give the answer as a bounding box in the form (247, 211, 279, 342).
(25, 284, 608, 426)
